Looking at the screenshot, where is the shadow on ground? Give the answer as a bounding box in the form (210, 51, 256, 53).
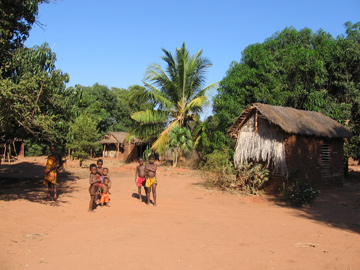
(266, 171, 360, 234)
(0, 161, 80, 205)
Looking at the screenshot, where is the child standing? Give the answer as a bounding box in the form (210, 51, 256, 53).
(89, 164, 101, 211)
(102, 167, 112, 190)
(96, 159, 104, 179)
(44, 146, 59, 201)
(96, 159, 104, 203)
(100, 177, 111, 207)
(145, 155, 158, 206)
(135, 157, 146, 201)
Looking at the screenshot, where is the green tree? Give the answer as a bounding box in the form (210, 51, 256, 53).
(212, 22, 360, 160)
(0, 0, 50, 75)
(112, 85, 154, 131)
(168, 127, 193, 167)
(66, 113, 100, 164)
(131, 42, 217, 153)
(0, 43, 69, 143)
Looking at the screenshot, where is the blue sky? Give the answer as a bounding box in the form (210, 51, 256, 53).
(26, 0, 359, 97)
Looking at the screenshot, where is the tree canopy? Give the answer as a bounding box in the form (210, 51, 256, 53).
(211, 22, 360, 160)
(131, 42, 217, 153)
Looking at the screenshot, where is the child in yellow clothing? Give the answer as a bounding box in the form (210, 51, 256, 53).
(145, 155, 158, 206)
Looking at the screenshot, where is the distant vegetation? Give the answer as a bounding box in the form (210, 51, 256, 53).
(0, 1, 359, 173)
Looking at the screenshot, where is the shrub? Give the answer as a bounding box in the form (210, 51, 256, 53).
(25, 141, 47, 156)
(237, 162, 269, 195)
(282, 181, 320, 207)
(143, 145, 155, 161)
(200, 149, 235, 189)
(200, 152, 269, 195)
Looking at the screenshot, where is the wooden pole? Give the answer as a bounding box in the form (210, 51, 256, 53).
(255, 110, 258, 135)
(116, 143, 120, 159)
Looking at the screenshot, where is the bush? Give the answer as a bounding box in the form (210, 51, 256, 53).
(25, 141, 47, 156)
(200, 149, 235, 189)
(200, 151, 270, 196)
(282, 181, 320, 207)
(143, 145, 155, 161)
(237, 162, 269, 195)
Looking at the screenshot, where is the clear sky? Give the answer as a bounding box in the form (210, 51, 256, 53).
(25, 0, 360, 96)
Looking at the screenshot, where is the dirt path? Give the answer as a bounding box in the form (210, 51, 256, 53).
(0, 157, 360, 270)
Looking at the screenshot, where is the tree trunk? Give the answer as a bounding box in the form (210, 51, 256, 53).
(179, 148, 186, 161)
(3, 144, 6, 162)
(173, 148, 178, 167)
(12, 141, 18, 157)
(7, 143, 11, 162)
(18, 142, 25, 158)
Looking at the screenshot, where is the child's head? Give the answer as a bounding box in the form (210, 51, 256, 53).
(149, 155, 155, 164)
(138, 157, 144, 165)
(104, 177, 110, 185)
(102, 167, 109, 176)
(97, 159, 103, 168)
(90, 163, 97, 174)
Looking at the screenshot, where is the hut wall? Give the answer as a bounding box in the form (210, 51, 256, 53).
(118, 143, 138, 162)
(285, 135, 344, 188)
(103, 144, 118, 158)
(234, 113, 287, 175)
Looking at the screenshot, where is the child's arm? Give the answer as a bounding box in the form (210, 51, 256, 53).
(145, 164, 156, 173)
(135, 166, 138, 184)
(90, 174, 101, 185)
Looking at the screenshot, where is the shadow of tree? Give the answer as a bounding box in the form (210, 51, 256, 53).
(0, 161, 80, 205)
(267, 171, 360, 234)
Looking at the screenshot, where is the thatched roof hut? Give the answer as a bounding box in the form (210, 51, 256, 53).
(99, 132, 142, 161)
(229, 103, 352, 189)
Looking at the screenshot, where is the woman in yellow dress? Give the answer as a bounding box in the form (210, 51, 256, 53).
(44, 146, 59, 200)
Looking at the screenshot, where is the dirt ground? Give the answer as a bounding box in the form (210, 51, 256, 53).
(0, 157, 359, 270)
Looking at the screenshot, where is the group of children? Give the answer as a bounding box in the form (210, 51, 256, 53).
(88, 159, 112, 211)
(88, 155, 158, 211)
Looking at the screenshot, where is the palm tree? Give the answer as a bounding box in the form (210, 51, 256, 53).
(131, 42, 217, 153)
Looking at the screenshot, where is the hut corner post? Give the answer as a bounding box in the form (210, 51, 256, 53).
(255, 110, 258, 135)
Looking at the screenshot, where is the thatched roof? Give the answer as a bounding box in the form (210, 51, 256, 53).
(109, 132, 128, 143)
(99, 132, 141, 144)
(229, 103, 352, 139)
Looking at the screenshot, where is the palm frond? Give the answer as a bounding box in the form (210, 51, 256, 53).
(192, 81, 219, 100)
(131, 122, 165, 140)
(184, 96, 208, 114)
(131, 109, 169, 124)
(152, 120, 179, 153)
(142, 81, 174, 109)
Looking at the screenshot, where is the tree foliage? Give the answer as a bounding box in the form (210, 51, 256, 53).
(0, 43, 69, 142)
(212, 22, 360, 160)
(66, 113, 100, 162)
(131, 42, 217, 153)
(0, 0, 50, 76)
(168, 127, 193, 167)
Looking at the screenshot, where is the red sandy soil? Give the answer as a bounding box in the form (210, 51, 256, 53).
(0, 157, 360, 270)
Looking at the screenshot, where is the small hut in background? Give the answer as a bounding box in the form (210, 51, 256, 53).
(229, 103, 352, 190)
(98, 132, 143, 162)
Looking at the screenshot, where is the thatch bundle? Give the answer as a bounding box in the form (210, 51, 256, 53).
(234, 114, 288, 176)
